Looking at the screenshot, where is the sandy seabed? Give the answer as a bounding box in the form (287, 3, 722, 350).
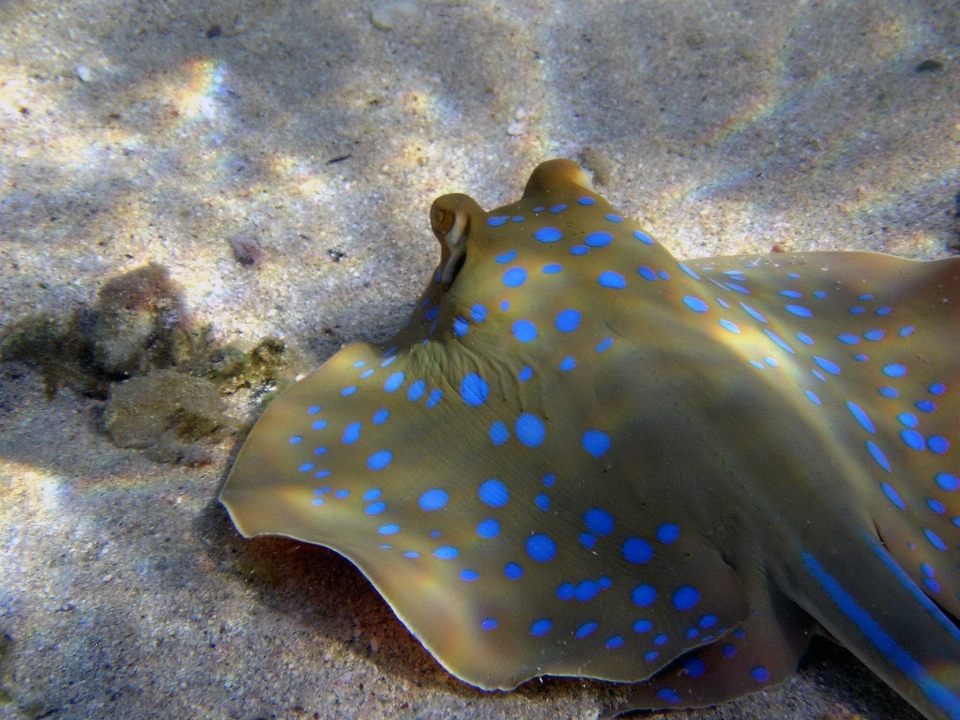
(1, 0, 958, 718)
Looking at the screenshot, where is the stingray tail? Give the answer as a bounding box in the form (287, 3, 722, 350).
(791, 532, 960, 720)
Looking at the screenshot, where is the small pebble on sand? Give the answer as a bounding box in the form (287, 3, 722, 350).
(228, 235, 264, 266)
(371, 1, 420, 31)
(76, 65, 93, 82)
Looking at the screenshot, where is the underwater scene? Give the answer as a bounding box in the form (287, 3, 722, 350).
(1, 1, 958, 718)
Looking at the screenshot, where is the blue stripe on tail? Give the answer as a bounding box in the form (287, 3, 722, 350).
(802, 551, 960, 720)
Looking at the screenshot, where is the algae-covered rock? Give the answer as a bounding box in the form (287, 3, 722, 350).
(92, 263, 197, 376)
(103, 369, 240, 465)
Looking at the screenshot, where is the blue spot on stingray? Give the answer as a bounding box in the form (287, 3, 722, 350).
(424, 307, 439, 321)
(805, 390, 822, 405)
(883, 364, 907, 378)
(488, 216, 508, 227)
(925, 529, 947, 552)
(740, 302, 768, 324)
(683, 296, 709, 313)
(460, 569, 479, 582)
(314, 447, 328, 456)
(470, 304, 487, 322)
(751, 666, 771, 682)
(481, 618, 498, 631)
(898, 413, 918, 428)
(634, 619, 653, 633)
(407, 380, 426, 401)
(631, 584, 657, 607)
(846, 402, 875, 434)
(559, 356, 576, 371)
(489, 421, 509, 445)
(557, 583, 575, 600)
(928, 436, 949, 454)
(719, 319, 740, 334)
(381, 356, 396, 367)
(585, 231, 613, 247)
(584, 508, 614, 536)
(516, 413, 546, 447)
(549, 203, 567, 213)
(876, 306, 891, 315)
(722, 644, 737, 658)
(578, 196, 596, 205)
(542, 263, 562, 273)
(384, 372, 405, 392)
(658, 270, 671, 280)
(868, 442, 892, 473)
(290, 436, 302, 445)
(495, 250, 517, 263)
(879, 386, 899, 399)
(638, 266, 657, 281)
(555, 309, 581, 332)
(606, 214, 622, 223)
(526, 534, 557, 562)
(505, 562, 524, 580)
(513, 319, 538, 342)
(534, 227, 562, 243)
(865, 329, 885, 341)
(460, 373, 488, 405)
(633, 230, 654, 244)
(518, 366, 533, 382)
(764, 329, 795, 354)
(684, 658, 707, 678)
(359, 369, 374, 379)
(419, 489, 449, 511)
(307, 405, 321, 415)
(936, 473, 959, 491)
(535, 494, 550, 511)
(543, 473, 556, 488)
(672, 586, 700, 611)
(596, 338, 614, 353)
(502, 267, 527, 287)
(530, 619, 552, 636)
(367, 450, 393, 471)
(453, 318, 468, 337)
(433, 546, 458, 559)
(501, 300, 510, 312)
(372, 409, 389, 425)
(786, 305, 812, 318)
(598, 271, 626, 288)
(342, 422, 361, 444)
(699, 614, 718, 629)
(901, 430, 925, 451)
(850, 307, 865, 314)
(365, 502, 385, 515)
(881, 482, 906, 510)
(623, 538, 653, 564)
(363, 488, 380, 501)
(479, 479, 509, 507)
(298, 463, 314, 473)
(678, 262, 700, 280)
(929, 499, 946, 514)
(654, 633, 669, 646)
(582, 430, 611, 457)
(916, 400, 936, 413)
(579, 533, 597, 549)
(575, 621, 598, 639)
(570, 245, 589, 256)
(781, 290, 802, 299)
(814, 356, 841, 375)
(814, 291, 827, 299)
(576, 581, 599, 601)
(899, 326, 915, 337)
(656, 523, 680, 544)
(378, 524, 400, 535)
(854, 354, 869, 362)
(477, 518, 500, 538)
(930, 382, 947, 395)
(606, 636, 624, 649)
(797, 333, 814, 345)
(426, 388, 442, 408)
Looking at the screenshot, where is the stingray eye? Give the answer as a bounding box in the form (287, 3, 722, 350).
(430, 193, 485, 287)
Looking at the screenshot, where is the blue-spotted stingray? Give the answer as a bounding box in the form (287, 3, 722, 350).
(220, 159, 960, 720)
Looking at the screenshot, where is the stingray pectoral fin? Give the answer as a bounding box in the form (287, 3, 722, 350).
(791, 533, 960, 720)
(604, 572, 819, 717)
